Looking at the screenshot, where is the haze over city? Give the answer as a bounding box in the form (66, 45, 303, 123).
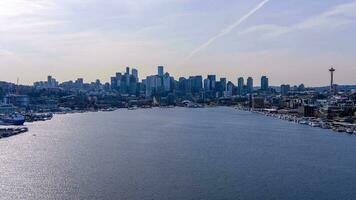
(0, 0, 355, 86)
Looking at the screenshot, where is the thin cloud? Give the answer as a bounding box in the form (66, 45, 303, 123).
(240, 1, 356, 39)
(186, 0, 270, 59)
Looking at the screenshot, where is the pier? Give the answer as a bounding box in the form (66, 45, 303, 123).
(0, 126, 28, 139)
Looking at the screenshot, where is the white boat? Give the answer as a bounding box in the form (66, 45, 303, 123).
(346, 129, 353, 134)
(310, 122, 321, 127)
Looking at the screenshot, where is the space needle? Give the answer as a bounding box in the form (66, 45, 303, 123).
(329, 67, 335, 93)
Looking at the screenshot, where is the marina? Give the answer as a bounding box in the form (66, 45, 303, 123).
(245, 108, 356, 134)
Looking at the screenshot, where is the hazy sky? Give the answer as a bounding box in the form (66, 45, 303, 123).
(0, 0, 355, 86)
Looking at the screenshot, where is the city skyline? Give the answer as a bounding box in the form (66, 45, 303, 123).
(3, 65, 353, 88)
(0, 0, 356, 86)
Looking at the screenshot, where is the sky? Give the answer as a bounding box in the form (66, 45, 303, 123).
(0, 0, 355, 86)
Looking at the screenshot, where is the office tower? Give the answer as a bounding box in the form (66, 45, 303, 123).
(220, 78, 227, 92)
(145, 75, 162, 96)
(207, 75, 216, 91)
(178, 77, 187, 94)
(247, 77, 253, 93)
(126, 67, 130, 75)
(280, 84, 290, 95)
(132, 68, 138, 82)
(158, 66, 164, 76)
(227, 81, 235, 97)
(238, 77, 244, 95)
(110, 77, 117, 89)
(204, 78, 210, 92)
(188, 76, 203, 94)
(163, 72, 171, 92)
(261, 76, 269, 91)
(47, 76, 52, 86)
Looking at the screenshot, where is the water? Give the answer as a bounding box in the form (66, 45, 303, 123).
(1, 107, 356, 200)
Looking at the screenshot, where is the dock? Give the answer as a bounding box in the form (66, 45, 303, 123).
(0, 126, 28, 138)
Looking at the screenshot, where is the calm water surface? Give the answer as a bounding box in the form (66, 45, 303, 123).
(1, 107, 356, 200)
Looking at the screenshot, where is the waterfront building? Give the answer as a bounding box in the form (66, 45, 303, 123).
(3, 94, 29, 107)
(252, 96, 265, 109)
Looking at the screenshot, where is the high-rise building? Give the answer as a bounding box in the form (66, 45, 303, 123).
(280, 84, 290, 95)
(227, 81, 235, 97)
(47, 76, 52, 86)
(189, 76, 203, 94)
(220, 78, 227, 92)
(261, 76, 269, 91)
(132, 68, 138, 82)
(145, 75, 162, 96)
(158, 66, 164, 76)
(163, 72, 171, 92)
(204, 78, 210, 92)
(237, 77, 244, 95)
(126, 67, 130, 75)
(207, 75, 216, 91)
(247, 77, 253, 93)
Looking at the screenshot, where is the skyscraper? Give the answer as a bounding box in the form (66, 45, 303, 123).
(158, 66, 164, 76)
(247, 77, 253, 93)
(207, 75, 216, 91)
(220, 78, 227, 92)
(261, 76, 269, 91)
(237, 77, 244, 95)
(132, 68, 138, 82)
(163, 72, 171, 92)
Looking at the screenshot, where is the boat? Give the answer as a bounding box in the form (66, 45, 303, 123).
(102, 108, 116, 112)
(299, 120, 309, 125)
(346, 128, 353, 134)
(128, 106, 138, 110)
(333, 126, 346, 133)
(321, 123, 331, 129)
(310, 122, 321, 127)
(0, 113, 25, 126)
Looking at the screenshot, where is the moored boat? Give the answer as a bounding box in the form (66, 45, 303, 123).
(0, 113, 25, 126)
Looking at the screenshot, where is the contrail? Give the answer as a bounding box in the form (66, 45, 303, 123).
(187, 0, 270, 59)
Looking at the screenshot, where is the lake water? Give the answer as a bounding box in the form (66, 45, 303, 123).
(1, 107, 356, 200)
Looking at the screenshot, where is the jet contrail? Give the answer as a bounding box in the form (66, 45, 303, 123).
(187, 0, 270, 59)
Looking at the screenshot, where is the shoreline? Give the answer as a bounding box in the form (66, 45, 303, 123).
(2, 105, 354, 139)
(235, 106, 356, 135)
